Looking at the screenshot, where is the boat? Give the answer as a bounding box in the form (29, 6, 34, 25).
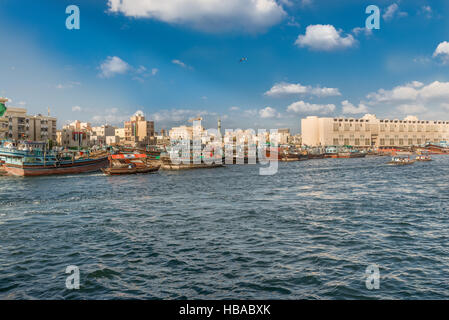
(0, 141, 108, 176)
(101, 153, 160, 175)
(415, 155, 432, 162)
(387, 156, 415, 165)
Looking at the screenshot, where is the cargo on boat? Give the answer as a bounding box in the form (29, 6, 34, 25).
(0, 141, 108, 176)
(415, 155, 432, 162)
(387, 156, 415, 165)
(102, 153, 160, 175)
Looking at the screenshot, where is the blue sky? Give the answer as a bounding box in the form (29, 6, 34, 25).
(1, 0, 449, 133)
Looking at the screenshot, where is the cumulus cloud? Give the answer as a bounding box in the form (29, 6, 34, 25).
(287, 100, 335, 114)
(341, 100, 369, 114)
(107, 0, 286, 33)
(367, 81, 449, 103)
(99, 56, 130, 78)
(259, 106, 280, 118)
(265, 82, 341, 97)
(433, 41, 449, 64)
(295, 24, 356, 51)
(72, 106, 82, 112)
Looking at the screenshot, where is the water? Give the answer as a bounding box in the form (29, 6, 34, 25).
(1, 156, 449, 299)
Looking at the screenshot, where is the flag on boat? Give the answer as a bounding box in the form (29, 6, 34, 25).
(0, 102, 7, 117)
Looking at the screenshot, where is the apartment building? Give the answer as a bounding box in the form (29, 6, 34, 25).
(301, 114, 449, 148)
(1, 107, 57, 142)
(124, 113, 154, 146)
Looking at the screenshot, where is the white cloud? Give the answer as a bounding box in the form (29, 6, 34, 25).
(99, 56, 130, 78)
(366, 81, 449, 117)
(433, 41, 449, 64)
(383, 3, 407, 21)
(107, 0, 286, 33)
(72, 106, 82, 112)
(151, 68, 159, 75)
(419, 5, 432, 18)
(295, 24, 356, 51)
(265, 82, 341, 97)
(259, 106, 280, 118)
(341, 100, 369, 114)
(172, 59, 193, 70)
(366, 81, 424, 103)
(396, 104, 427, 114)
(287, 100, 335, 114)
(229, 106, 240, 111)
(352, 26, 372, 37)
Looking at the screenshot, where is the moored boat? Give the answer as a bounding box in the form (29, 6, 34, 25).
(102, 153, 160, 175)
(0, 141, 108, 176)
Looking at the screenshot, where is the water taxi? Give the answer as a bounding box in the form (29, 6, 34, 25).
(0, 141, 108, 176)
(101, 153, 160, 175)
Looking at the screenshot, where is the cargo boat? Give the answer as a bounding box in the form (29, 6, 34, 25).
(0, 141, 108, 176)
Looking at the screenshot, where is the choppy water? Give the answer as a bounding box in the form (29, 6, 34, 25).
(1, 156, 449, 299)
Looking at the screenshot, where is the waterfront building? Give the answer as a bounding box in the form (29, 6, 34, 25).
(57, 121, 91, 148)
(1, 106, 57, 142)
(301, 114, 449, 148)
(124, 112, 154, 146)
(277, 128, 291, 145)
(67, 120, 91, 132)
(91, 125, 116, 146)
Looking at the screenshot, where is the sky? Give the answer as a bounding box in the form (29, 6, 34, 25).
(0, 0, 449, 134)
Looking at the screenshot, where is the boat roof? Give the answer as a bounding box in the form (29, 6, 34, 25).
(110, 153, 146, 159)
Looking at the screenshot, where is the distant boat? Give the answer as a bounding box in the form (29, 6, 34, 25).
(387, 156, 415, 165)
(415, 155, 432, 162)
(0, 141, 108, 176)
(102, 153, 160, 175)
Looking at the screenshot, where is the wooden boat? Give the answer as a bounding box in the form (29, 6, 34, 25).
(0, 141, 108, 176)
(102, 153, 160, 175)
(387, 156, 415, 165)
(415, 155, 432, 162)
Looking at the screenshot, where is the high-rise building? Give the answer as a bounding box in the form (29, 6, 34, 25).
(301, 114, 449, 148)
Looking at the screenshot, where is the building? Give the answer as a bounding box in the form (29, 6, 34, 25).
(169, 125, 193, 141)
(124, 113, 154, 146)
(57, 120, 91, 148)
(67, 120, 91, 132)
(91, 125, 116, 146)
(277, 128, 291, 145)
(1, 106, 57, 142)
(301, 114, 449, 148)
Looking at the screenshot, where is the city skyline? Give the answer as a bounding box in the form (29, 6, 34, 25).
(1, 0, 449, 134)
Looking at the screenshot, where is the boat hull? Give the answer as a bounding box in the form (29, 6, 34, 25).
(3, 157, 108, 176)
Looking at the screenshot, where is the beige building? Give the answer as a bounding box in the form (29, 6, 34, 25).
(91, 124, 116, 146)
(124, 113, 154, 146)
(302, 114, 449, 148)
(1, 106, 57, 142)
(57, 121, 91, 148)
